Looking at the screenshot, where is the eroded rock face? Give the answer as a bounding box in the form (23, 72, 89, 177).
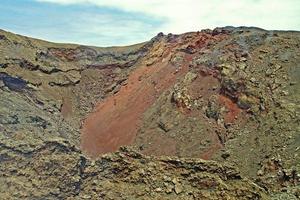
(0, 145, 269, 199)
(0, 27, 299, 199)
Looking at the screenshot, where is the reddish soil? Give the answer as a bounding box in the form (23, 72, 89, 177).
(218, 95, 242, 124)
(188, 73, 224, 159)
(188, 72, 220, 100)
(200, 132, 223, 160)
(200, 93, 243, 160)
(49, 48, 78, 61)
(81, 33, 230, 159)
(81, 45, 191, 158)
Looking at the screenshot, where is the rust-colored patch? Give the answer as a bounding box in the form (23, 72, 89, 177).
(188, 74, 220, 100)
(81, 45, 191, 158)
(200, 135, 223, 160)
(81, 32, 230, 159)
(49, 48, 78, 61)
(218, 95, 242, 124)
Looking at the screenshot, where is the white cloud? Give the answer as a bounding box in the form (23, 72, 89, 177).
(2, 2, 161, 46)
(67, 12, 160, 46)
(36, 0, 300, 33)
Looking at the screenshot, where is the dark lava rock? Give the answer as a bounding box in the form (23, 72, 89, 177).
(0, 73, 27, 91)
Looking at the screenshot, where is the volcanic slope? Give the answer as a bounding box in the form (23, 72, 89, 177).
(0, 27, 299, 199)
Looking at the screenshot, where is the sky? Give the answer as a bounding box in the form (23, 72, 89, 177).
(0, 0, 299, 46)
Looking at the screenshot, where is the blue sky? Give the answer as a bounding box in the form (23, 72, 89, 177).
(0, 0, 299, 46)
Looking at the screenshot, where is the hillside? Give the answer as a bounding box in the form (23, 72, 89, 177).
(0, 27, 299, 199)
